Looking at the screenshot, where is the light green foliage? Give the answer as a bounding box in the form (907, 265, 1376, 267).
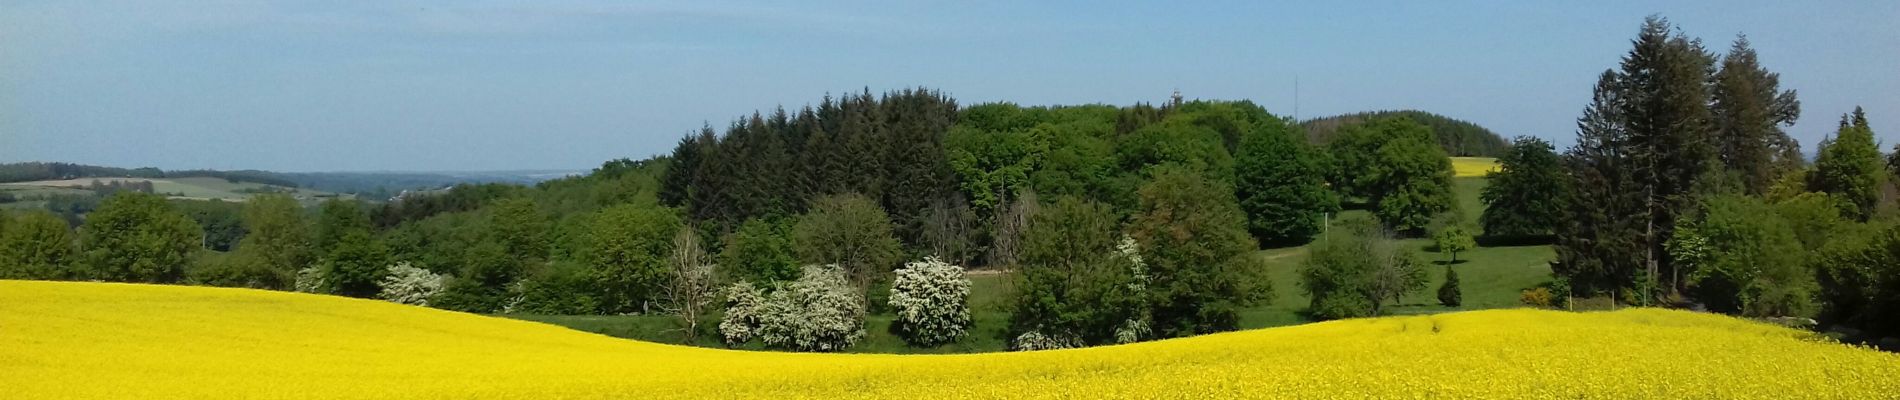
(720, 218, 799, 286)
(1433, 225, 1476, 264)
(583, 204, 681, 314)
(888, 257, 972, 347)
(1670, 195, 1813, 317)
(1010, 196, 1143, 346)
(1810, 108, 1882, 220)
(1127, 166, 1270, 337)
(486, 197, 551, 262)
(945, 125, 1042, 215)
(791, 194, 902, 293)
(1772, 192, 1841, 251)
(0, 211, 76, 280)
(1299, 217, 1428, 320)
(1027, 121, 1119, 203)
(79, 192, 202, 283)
(1234, 118, 1337, 245)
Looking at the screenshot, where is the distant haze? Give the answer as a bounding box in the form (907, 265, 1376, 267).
(3, 1, 1896, 171)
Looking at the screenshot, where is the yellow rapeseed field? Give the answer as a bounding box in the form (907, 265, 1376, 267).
(2, 280, 1895, 399)
(1452, 157, 1501, 177)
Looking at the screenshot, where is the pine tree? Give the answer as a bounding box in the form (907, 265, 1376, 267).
(1556, 16, 1718, 301)
(1711, 35, 1802, 195)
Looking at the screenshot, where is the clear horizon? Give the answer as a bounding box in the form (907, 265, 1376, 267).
(3, 1, 1896, 172)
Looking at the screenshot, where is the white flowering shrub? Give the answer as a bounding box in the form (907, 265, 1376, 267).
(888, 256, 972, 347)
(718, 265, 866, 352)
(757, 265, 866, 351)
(293, 266, 326, 294)
(1114, 235, 1153, 344)
(1012, 330, 1082, 351)
(717, 281, 765, 347)
(376, 262, 446, 306)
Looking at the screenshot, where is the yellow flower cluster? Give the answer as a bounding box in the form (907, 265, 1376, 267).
(1451, 157, 1501, 177)
(2, 280, 1894, 399)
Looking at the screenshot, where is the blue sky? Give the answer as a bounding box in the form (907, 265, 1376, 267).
(2, 1, 1896, 172)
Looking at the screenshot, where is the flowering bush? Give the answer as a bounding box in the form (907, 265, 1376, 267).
(1011, 330, 1081, 351)
(293, 266, 326, 294)
(888, 257, 971, 347)
(376, 262, 446, 306)
(754, 265, 865, 352)
(721, 265, 866, 351)
(718, 281, 765, 347)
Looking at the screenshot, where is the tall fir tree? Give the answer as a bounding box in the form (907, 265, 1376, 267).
(1711, 35, 1802, 195)
(1556, 16, 1718, 301)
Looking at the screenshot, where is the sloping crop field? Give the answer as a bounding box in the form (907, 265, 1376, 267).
(1451, 157, 1501, 177)
(2, 281, 1895, 399)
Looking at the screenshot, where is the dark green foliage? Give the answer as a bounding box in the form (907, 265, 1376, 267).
(1711, 35, 1803, 195)
(1302, 111, 1510, 157)
(1127, 167, 1270, 337)
(1555, 16, 1719, 302)
(791, 193, 903, 293)
(1234, 117, 1337, 245)
(79, 192, 201, 283)
(583, 204, 681, 314)
(1330, 117, 1456, 233)
(233, 194, 309, 289)
(322, 229, 391, 298)
(510, 261, 603, 315)
(173, 200, 246, 251)
(186, 251, 280, 289)
(371, 183, 523, 228)
(1810, 108, 1882, 221)
(878, 89, 961, 248)
(0, 211, 77, 280)
(1437, 266, 1463, 307)
(1299, 217, 1427, 320)
(721, 218, 800, 286)
(1115, 119, 1234, 181)
(1009, 196, 1142, 345)
(1480, 137, 1569, 238)
(1814, 222, 1900, 337)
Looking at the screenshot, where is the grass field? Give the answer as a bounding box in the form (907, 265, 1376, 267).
(4, 280, 1894, 399)
(517, 176, 1557, 352)
(0, 176, 340, 203)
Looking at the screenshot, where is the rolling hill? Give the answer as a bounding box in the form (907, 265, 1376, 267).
(3, 280, 1893, 399)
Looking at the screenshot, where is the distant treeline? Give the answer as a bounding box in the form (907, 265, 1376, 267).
(1303, 111, 1511, 157)
(0, 162, 572, 197)
(0, 162, 300, 188)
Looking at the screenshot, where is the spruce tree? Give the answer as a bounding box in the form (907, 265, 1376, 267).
(1711, 35, 1802, 195)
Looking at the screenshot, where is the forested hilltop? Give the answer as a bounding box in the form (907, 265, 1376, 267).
(1303, 110, 1512, 157)
(3, 16, 1897, 354)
